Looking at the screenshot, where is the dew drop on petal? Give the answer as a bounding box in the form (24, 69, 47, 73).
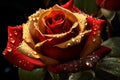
(76, 39, 79, 43)
(24, 64, 26, 66)
(97, 34, 100, 36)
(33, 18, 36, 21)
(63, 67, 67, 71)
(7, 47, 12, 52)
(9, 33, 12, 37)
(33, 51, 37, 55)
(69, 64, 73, 67)
(67, 43, 71, 46)
(36, 17, 39, 20)
(27, 62, 30, 64)
(86, 61, 92, 67)
(2, 52, 6, 55)
(22, 59, 25, 62)
(93, 32, 96, 35)
(10, 38, 15, 44)
(74, 64, 78, 68)
(27, 53, 31, 56)
(85, 23, 87, 26)
(19, 60, 22, 63)
(86, 62, 90, 66)
(14, 31, 18, 36)
(93, 38, 96, 42)
(93, 28, 97, 31)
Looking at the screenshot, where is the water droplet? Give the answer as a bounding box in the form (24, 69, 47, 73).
(9, 33, 12, 36)
(36, 17, 39, 20)
(7, 47, 12, 52)
(85, 23, 87, 26)
(33, 51, 37, 55)
(63, 67, 67, 71)
(97, 33, 100, 36)
(76, 39, 79, 43)
(79, 20, 82, 23)
(67, 43, 71, 46)
(86, 62, 90, 66)
(33, 18, 36, 21)
(69, 64, 73, 67)
(93, 32, 96, 35)
(74, 64, 78, 67)
(71, 38, 75, 42)
(27, 62, 30, 64)
(28, 53, 31, 56)
(24, 64, 26, 66)
(10, 38, 15, 44)
(86, 61, 92, 67)
(2, 52, 6, 55)
(14, 31, 18, 35)
(93, 38, 96, 42)
(93, 28, 97, 31)
(90, 57, 93, 60)
(19, 60, 22, 63)
(29, 16, 32, 21)
(22, 59, 25, 62)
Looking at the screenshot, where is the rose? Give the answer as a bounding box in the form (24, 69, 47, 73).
(3, 0, 111, 73)
(96, 0, 120, 10)
(96, 0, 120, 20)
(96, 0, 120, 38)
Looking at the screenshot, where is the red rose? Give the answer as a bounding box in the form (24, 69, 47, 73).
(96, 0, 120, 10)
(3, 0, 111, 73)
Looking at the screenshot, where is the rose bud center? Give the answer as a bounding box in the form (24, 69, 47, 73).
(45, 10, 72, 34)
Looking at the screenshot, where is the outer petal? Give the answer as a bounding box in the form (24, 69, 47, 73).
(96, 0, 120, 10)
(39, 23, 83, 61)
(47, 46, 111, 73)
(61, 0, 80, 12)
(80, 17, 106, 58)
(2, 26, 45, 70)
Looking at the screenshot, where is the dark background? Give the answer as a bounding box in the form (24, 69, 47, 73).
(0, 1, 43, 80)
(0, 0, 68, 80)
(0, 0, 55, 80)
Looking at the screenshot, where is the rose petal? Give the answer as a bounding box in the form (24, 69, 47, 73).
(18, 40, 59, 65)
(40, 23, 89, 61)
(42, 44, 81, 61)
(45, 10, 66, 33)
(44, 22, 79, 46)
(73, 13, 88, 32)
(33, 22, 46, 41)
(61, 0, 80, 12)
(2, 26, 45, 70)
(96, 0, 120, 10)
(55, 30, 91, 48)
(80, 17, 106, 58)
(22, 23, 35, 48)
(53, 5, 78, 23)
(47, 46, 111, 73)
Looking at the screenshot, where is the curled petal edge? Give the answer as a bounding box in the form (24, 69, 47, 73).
(47, 46, 111, 73)
(2, 26, 45, 70)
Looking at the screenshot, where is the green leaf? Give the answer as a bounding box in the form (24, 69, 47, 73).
(95, 37, 120, 79)
(74, 0, 98, 15)
(96, 57, 120, 78)
(49, 71, 60, 80)
(19, 68, 45, 80)
(102, 37, 120, 57)
(69, 70, 94, 80)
